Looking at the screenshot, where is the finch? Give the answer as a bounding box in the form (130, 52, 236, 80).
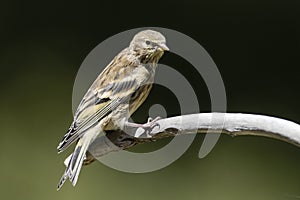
(57, 30, 169, 190)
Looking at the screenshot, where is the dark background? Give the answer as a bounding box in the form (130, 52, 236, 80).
(1, 0, 300, 199)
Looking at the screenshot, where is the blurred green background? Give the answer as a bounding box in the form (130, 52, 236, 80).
(1, 0, 300, 199)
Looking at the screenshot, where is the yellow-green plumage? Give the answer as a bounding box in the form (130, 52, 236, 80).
(57, 30, 169, 190)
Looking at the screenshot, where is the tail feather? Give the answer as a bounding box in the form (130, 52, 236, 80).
(57, 133, 94, 190)
(69, 140, 89, 186)
(57, 169, 69, 190)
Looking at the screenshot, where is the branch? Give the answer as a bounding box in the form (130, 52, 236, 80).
(81, 113, 300, 165)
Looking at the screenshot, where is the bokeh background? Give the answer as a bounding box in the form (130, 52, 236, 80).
(1, 0, 300, 199)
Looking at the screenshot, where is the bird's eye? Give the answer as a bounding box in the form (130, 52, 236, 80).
(145, 40, 151, 45)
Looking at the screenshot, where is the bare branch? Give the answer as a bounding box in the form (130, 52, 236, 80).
(81, 113, 300, 165)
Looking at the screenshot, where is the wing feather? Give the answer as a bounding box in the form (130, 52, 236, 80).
(57, 51, 151, 152)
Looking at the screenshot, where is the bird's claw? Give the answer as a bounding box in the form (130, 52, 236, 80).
(126, 116, 161, 138)
(145, 116, 161, 128)
(140, 116, 161, 137)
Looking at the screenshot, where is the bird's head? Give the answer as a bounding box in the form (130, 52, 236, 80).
(130, 30, 169, 58)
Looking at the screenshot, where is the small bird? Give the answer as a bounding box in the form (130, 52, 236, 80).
(57, 30, 169, 190)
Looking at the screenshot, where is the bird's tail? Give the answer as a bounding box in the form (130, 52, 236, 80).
(57, 133, 95, 190)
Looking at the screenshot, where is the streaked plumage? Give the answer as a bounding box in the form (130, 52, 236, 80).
(57, 30, 169, 190)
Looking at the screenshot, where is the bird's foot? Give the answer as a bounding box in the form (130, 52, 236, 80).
(126, 116, 161, 129)
(125, 117, 161, 138)
(146, 116, 161, 128)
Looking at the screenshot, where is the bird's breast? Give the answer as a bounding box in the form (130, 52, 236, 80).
(129, 83, 153, 115)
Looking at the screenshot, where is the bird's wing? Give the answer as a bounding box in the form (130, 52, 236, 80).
(57, 54, 151, 153)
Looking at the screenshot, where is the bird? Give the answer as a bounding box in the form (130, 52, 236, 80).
(57, 29, 169, 190)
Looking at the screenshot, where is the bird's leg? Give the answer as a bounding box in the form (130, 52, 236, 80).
(125, 116, 161, 129)
(125, 117, 161, 138)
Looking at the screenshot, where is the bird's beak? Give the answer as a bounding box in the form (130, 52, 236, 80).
(158, 43, 169, 51)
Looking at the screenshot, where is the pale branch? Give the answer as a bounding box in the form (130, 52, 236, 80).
(73, 113, 300, 165)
